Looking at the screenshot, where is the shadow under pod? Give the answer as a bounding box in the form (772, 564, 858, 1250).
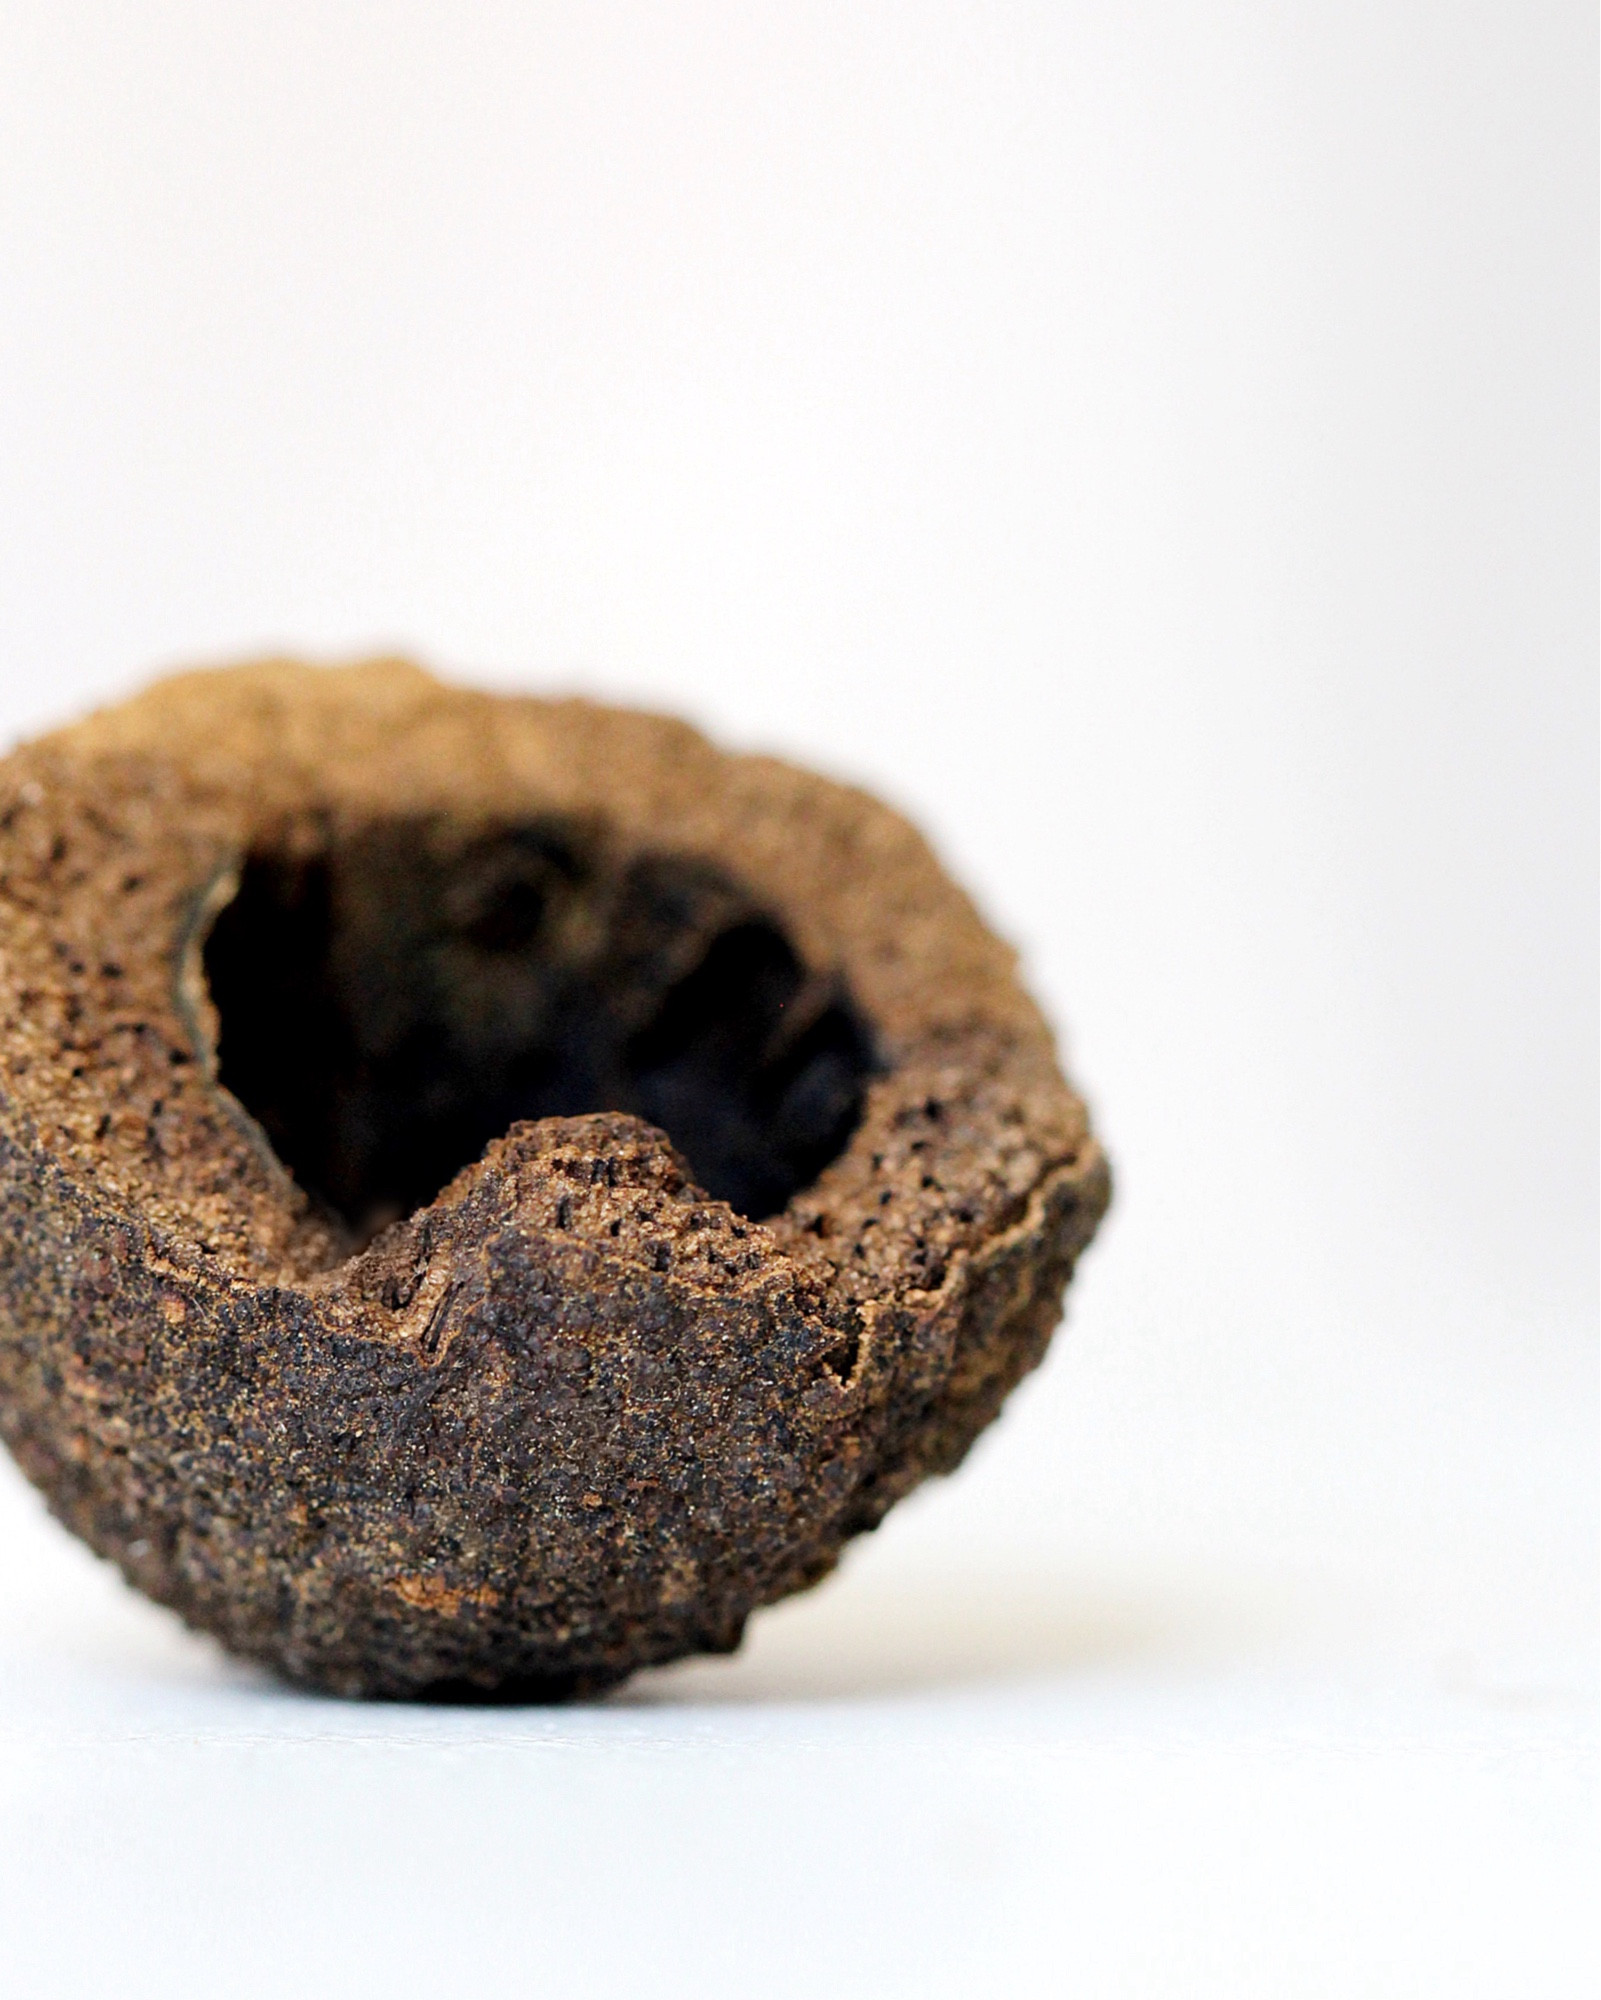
(622, 1566, 1256, 1707)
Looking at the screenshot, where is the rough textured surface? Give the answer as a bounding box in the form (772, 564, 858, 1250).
(0, 661, 1109, 1698)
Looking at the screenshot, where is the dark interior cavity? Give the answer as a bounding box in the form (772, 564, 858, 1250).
(200, 815, 876, 1236)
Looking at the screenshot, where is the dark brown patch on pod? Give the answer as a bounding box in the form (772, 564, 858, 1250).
(0, 661, 1109, 1698)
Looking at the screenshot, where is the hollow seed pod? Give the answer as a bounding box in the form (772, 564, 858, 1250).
(0, 662, 1109, 1697)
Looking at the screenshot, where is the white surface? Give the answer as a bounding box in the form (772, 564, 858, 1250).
(0, 4, 1593, 1995)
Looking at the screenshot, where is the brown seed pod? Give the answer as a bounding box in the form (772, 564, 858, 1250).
(0, 661, 1109, 1698)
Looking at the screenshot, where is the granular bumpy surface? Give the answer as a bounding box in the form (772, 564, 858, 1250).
(0, 662, 1110, 1697)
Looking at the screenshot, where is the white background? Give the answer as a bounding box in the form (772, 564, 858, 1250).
(0, 5, 1593, 1994)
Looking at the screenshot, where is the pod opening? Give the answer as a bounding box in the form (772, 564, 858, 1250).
(200, 816, 875, 1237)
